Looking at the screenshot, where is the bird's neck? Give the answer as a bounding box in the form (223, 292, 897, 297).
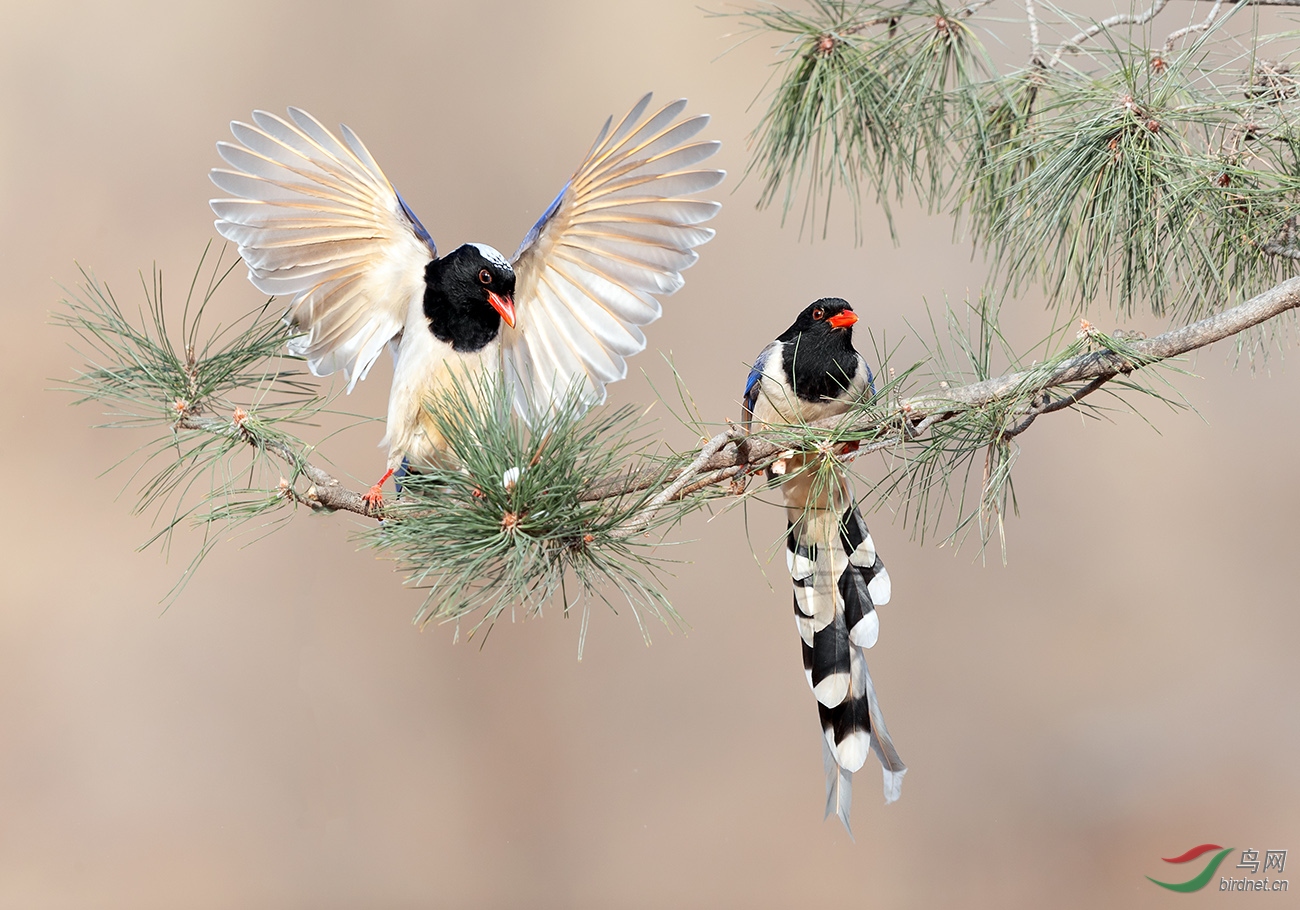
(422, 258, 501, 352)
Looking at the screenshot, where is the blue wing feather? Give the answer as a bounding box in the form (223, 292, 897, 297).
(396, 191, 437, 257)
(742, 346, 771, 424)
(512, 182, 570, 262)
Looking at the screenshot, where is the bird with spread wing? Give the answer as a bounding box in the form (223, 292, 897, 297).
(209, 94, 723, 505)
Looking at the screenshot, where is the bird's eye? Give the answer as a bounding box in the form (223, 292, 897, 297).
(478, 269, 492, 285)
(812, 307, 825, 320)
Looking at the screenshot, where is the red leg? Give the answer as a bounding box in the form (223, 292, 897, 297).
(363, 468, 395, 508)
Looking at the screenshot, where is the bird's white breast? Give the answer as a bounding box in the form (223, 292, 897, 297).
(750, 343, 862, 428)
(382, 305, 502, 471)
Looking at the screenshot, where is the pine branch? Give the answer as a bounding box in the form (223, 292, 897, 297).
(60, 248, 1299, 631)
(205, 274, 1300, 520)
(170, 413, 373, 516)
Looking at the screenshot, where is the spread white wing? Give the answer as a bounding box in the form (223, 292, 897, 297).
(504, 94, 723, 421)
(210, 108, 435, 391)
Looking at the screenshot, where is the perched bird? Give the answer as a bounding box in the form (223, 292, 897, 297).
(209, 95, 723, 503)
(743, 297, 906, 836)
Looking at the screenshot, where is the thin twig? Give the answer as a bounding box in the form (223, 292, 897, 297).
(1026, 0, 1044, 65)
(617, 426, 745, 536)
(999, 375, 1109, 440)
(1048, 0, 1172, 68)
(958, 0, 998, 18)
(1162, 0, 1224, 54)
(1262, 241, 1300, 260)
(175, 415, 374, 517)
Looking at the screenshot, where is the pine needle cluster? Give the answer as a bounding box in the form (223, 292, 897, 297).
(366, 375, 693, 649)
(53, 246, 322, 597)
(736, 0, 1300, 318)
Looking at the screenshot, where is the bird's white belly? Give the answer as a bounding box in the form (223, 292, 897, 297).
(383, 327, 502, 471)
(751, 373, 854, 427)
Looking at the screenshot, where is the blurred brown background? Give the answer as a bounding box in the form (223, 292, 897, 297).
(1, 2, 1297, 907)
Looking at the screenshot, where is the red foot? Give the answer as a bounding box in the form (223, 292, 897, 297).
(363, 468, 395, 509)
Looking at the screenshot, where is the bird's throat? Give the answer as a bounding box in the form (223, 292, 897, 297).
(782, 335, 860, 404)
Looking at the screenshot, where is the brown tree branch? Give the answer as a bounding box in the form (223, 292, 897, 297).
(202, 276, 1300, 523)
(175, 414, 377, 517)
(998, 376, 1110, 441)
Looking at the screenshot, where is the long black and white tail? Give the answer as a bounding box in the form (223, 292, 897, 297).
(786, 480, 905, 836)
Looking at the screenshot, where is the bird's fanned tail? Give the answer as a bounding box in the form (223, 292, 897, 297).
(785, 473, 905, 834)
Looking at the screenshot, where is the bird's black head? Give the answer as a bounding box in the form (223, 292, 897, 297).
(423, 243, 517, 352)
(777, 297, 859, 342)
(777, 297, 865, 403)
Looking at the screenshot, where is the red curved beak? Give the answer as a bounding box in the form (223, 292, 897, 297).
(488, 291, 516, 328)
(828, 309, 858, 329)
